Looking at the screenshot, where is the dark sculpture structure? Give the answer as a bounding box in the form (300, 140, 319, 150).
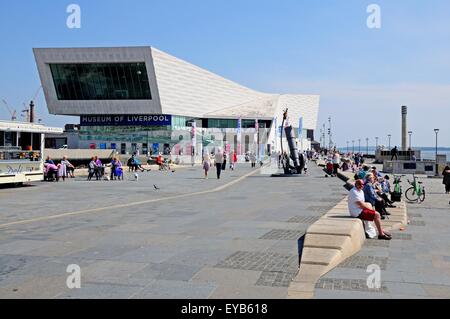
(273, 108, 305, 177)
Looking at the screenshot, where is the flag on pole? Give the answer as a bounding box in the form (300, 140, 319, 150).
(298, 117, 303, 139)
(237, 117, 242, 155)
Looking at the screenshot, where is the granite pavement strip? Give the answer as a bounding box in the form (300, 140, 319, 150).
(315, 173, 450, 299)
(0, 162, 347, 299)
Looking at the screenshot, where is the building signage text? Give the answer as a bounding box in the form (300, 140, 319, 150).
(80, 115, 172, 127)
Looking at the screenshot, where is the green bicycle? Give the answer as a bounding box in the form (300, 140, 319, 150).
(405, 174, 426, 203)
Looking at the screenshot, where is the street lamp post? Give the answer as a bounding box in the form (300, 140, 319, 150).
(358, 139, 361, 153)
(375, 137, 379, 150)
(352, 140, 355, 154)
(434, 129, 440, 176)
(323, 123, 326, 151)
(366, 138, 369, 157)
(347, 141, 349, 153)
(408, 131, 413, 160)
(328, 117, 332, 151)
(319, 128, 323, 148)
(388, 134, 392, 150)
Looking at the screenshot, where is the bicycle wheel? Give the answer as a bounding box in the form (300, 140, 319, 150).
(405, 187, 419, 202)
(418, 188, 426, 203)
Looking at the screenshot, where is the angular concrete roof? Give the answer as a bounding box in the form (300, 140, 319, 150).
(34, 46, 320, 129)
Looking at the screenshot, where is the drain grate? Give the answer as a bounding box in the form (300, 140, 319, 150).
(286, 216, 320, 224)
(259, 229, 306, 240)
(316, 278, 389, 293)
(364, 240, 390, 248)
(409, 220, 426, 227)
(307, 205, 335, 212)
(392, 233, 412, 240)
(256, 271, 296, 288)
(215, 251, 298, 274)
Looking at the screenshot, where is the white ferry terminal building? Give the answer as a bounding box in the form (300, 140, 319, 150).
(34, 47, 320, 158)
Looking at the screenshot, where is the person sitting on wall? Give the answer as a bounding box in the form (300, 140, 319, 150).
(348, 179, 392, 240)
(63, 156, 76, 178)
(127, 156, 135, 172)
(44, 163, 58, 181)
(156, 153, 165, 170)
(133, 157, 149, 172)
(355, 165, 370, 180)
(363, 173, 390, 219)
(45, 156, 55, 165)
(115, 159, 124, 181)
(380, 175, 396, 207)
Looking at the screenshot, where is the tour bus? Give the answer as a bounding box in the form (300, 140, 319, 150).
(0, 120, 63, 185)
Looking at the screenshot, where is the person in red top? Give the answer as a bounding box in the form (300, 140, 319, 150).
(231, 151, 238, 171)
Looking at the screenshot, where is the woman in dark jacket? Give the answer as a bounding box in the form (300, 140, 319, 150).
(443, 166, 450, 194)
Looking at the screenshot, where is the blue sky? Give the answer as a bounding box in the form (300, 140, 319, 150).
(0, 0, 449, 147)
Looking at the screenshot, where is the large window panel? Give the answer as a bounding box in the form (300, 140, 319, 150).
(49, 63, 152, 100)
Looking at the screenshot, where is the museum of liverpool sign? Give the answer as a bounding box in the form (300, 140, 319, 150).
(80, 115, 172, 127)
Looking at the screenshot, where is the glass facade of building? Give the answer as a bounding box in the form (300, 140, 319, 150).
(49, 63, 152, 100)
(207, 119, 238, 129)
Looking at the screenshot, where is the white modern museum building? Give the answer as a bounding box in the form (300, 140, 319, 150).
(34, 46, 320, 157)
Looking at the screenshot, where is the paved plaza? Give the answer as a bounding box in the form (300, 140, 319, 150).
(0, 163, 346, 299)
(1, 163, 449, 299)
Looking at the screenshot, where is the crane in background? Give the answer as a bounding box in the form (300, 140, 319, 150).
(1, 99, 17, 121)
(20, 86, 43, 123)
(2, 86, 43, 123)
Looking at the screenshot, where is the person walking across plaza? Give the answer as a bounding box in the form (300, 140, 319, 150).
(222, 152, 227, 171)
(443, 166, 450, 194)
(87, 157, 96, 181)
(230, 150, 238, 171)
(203, 151, 212, 179)
(215, 148, 224, 179)
(250, 152, 257, 168)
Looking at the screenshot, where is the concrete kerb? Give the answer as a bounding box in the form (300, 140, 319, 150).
(288, 168, 408, 299)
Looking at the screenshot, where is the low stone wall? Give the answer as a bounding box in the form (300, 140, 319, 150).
(288, 167, 408, 299)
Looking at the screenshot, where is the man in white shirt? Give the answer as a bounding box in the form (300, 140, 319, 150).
(348, 179, 392, 240)
(332, 152, 341, 176)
